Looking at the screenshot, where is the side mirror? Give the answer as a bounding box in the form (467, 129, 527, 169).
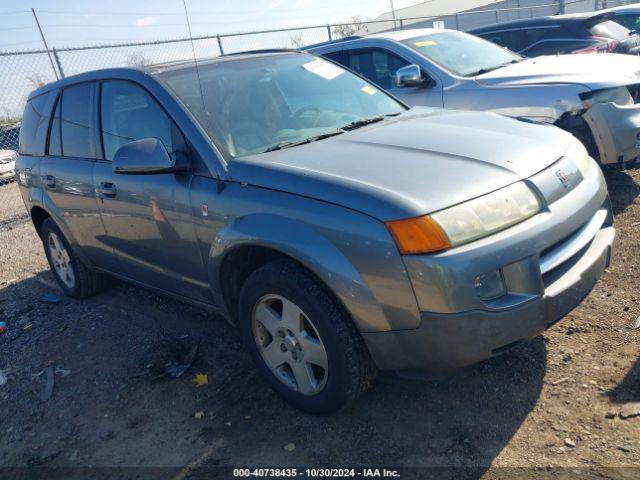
(113, 138, 186, 175)
(395, 64, 426, 88)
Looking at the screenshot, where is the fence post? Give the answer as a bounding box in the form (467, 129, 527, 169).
(558, 0, 565, 14)
(495, 9, 499, 23)
(455, 13, 459, 30)
(216, 34, 224, 55)
(399, 18, 404, 30)
(52, 49, 65, 78)
(326, 24, 332, 41)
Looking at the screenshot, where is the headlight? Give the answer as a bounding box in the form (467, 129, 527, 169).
(385, 182, 541, 254)
(431, 182, 541, 247)
(565, 138, 591, 178)
(580, 86, 633, 108)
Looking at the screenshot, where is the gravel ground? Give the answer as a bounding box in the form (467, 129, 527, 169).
(0, 170, 638, 479)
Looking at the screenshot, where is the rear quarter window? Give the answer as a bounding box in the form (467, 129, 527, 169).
(19, 90, 56, 156)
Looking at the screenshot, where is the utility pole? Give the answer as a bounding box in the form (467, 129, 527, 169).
(390, 0, 397, 30)
(31, 8, 59, 80)
(558, 0, 565, 14)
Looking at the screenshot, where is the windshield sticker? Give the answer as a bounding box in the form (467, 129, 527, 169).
(361, 85, 377, 96)
(414, 40, 437, 47)
(302, 59, 345, 80)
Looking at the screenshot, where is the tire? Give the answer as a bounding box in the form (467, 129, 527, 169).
(40, 218, 109, 299)
(238, 259, 377, 414)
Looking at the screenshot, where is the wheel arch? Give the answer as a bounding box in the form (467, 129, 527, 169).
(30, 205, 51, 237)
(208, 213, 393, 333)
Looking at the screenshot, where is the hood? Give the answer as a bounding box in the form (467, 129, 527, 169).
(475, 53, 640, 90)
(228, 108, 572, 221)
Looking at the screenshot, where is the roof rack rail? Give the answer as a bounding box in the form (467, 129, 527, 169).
(222, 48, 301, 57)
(303, 36, 362, 50)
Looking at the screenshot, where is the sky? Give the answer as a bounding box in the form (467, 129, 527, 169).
(0, 0, 425, 50)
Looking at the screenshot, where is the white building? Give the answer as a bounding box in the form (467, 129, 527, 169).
(363, 0, 601, 34)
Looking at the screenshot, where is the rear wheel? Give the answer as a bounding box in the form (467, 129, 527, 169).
(41, 218, 109, 298)
(238, 259, 377, 414)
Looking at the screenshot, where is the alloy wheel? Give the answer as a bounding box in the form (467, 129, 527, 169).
(252, 294, 328, 396)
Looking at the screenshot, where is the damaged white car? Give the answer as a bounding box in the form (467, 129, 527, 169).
(309, 28, 640, 166)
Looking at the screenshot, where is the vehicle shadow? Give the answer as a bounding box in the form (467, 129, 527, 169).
(0, 271, 548, 478)
(607, 359, 640, 403)
(219, 338, 548, 478)
(604, 168, 640, 215)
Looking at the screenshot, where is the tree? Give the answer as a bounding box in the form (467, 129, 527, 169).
(332, 15, 369, 39)
(289, 32, 305, 49)
(126, 52, 152, 68)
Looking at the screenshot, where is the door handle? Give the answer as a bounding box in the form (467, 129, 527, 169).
(98, 182, 117, 197)
(44, 175, 56, 189)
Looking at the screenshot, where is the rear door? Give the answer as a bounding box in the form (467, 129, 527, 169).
(93, 80, 209, 301)
(39, 83, 115, 269)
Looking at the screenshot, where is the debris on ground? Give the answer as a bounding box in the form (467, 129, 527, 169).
(632, 317, 640, 329)
(134, 343, 199, 380)
(54, 367, 71, 377)
(284, 443, 296, 452)
(41, 294, 61, 304)
(0, 322, 7, 335)
(194, 411, 205, 420)
(620, 402, 640, 420)
(551, 377, 570, 386)
(564, 438, 576, 448)
(192, 372, 208, 387)
(0, 369, 9, 386)
(38, 366, 55, 402)
(69, 450, 78, 462)
(162, 344, 198, 379)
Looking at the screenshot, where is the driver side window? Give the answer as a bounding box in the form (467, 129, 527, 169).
(100, 81, 179, 161)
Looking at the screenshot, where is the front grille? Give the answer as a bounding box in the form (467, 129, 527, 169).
(539, 207, 608, 285)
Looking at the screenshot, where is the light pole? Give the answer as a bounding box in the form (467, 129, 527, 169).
(390, 0, 397, 29)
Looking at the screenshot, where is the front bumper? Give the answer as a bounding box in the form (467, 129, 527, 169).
(362, 225, 614, 370)
(362, 158, 614, 371)
(583, 102, 640, 165)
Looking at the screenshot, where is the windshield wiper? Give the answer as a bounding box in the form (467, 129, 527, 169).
(263, 130, 345, 153)
(339, 115, 385, 131)
(468, 59, 523, 77)
(262, 115, 396, 153)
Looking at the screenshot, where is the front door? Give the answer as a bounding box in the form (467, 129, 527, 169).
(341, 47, 444, 108)
(93, 80, 209, 302)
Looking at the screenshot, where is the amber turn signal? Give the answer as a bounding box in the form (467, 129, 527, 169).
(385, 215, 451, 254)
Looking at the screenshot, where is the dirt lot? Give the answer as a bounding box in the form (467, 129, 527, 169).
(0, 171, 638, 480)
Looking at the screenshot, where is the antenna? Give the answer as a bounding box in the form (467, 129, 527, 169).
(182, 0, 211, 135)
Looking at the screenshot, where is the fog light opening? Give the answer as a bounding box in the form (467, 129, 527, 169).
(474, 269, 506, 300)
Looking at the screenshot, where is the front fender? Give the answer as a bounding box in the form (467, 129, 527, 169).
(447, 84, 586, 123)
(208, 213, 397, 333)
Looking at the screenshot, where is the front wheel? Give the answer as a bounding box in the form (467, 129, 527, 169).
(238, 260, 376, 414)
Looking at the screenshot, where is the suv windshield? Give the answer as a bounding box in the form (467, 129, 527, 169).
(157, 53, 406, 158)
(402, 30, 522, 77)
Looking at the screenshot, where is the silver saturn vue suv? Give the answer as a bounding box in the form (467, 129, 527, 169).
(309, 28, 640, 167)
(16, 51, 614, 413)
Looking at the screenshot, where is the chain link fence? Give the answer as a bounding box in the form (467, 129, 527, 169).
(0, 0, 634, 228)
